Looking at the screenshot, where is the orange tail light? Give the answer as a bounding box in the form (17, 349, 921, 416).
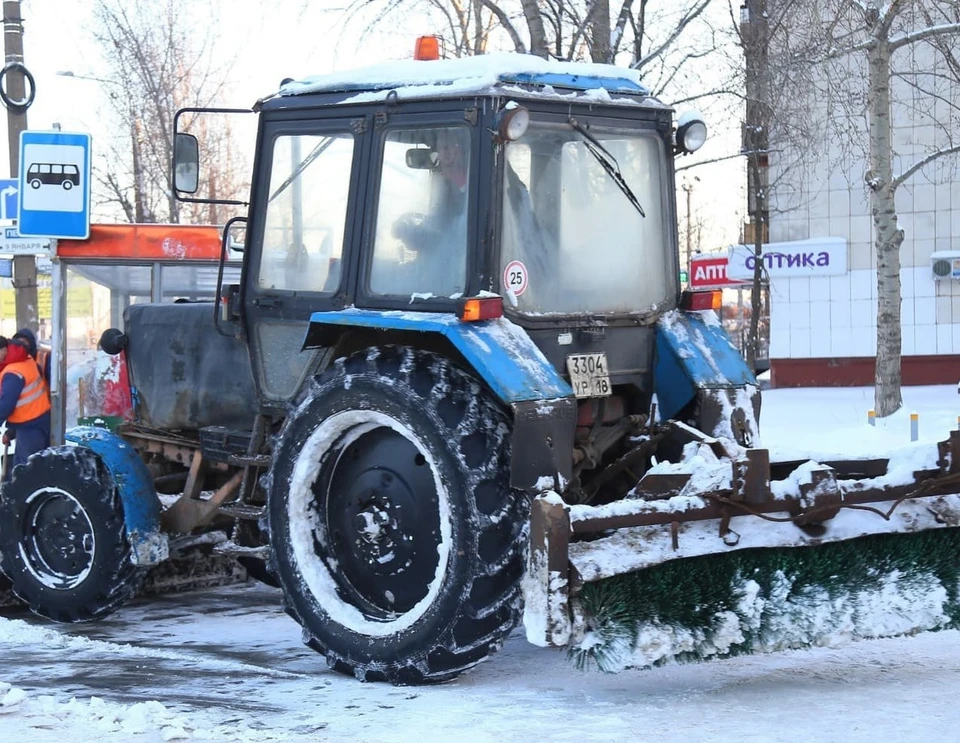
(460, 296, 503, 322)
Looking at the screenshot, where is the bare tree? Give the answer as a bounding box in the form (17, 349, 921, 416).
(736, 0, 827, 371)
(778, 0, 960, 416)
(91, 0, 247, 224)
(672, 0, 821, 372)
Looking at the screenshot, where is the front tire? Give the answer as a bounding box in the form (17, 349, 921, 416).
(267, 347, 525, 684)
(0, 447, 147, 622)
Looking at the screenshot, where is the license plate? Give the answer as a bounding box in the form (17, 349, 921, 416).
(566, 353, 611, 398)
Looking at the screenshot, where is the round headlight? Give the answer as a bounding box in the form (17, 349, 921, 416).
(681, 120, 707, 152)
(496, 103, 529, 141)
(675, 111, 708, 155)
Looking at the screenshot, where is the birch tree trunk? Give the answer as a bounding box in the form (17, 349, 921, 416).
(590, 0, 612, 63)
(746, 153, 765, 372)
(519, 0, 549, 57)
(866, 37, 904, 417)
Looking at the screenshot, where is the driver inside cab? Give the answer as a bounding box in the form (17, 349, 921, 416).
(372, 127, 470, 298)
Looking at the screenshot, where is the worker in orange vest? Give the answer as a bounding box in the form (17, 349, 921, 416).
(0, 335, 51, 477)
(12, 327, 50, 383)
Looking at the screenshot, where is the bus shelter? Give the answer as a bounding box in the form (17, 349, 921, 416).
(45, 224, 241, 444)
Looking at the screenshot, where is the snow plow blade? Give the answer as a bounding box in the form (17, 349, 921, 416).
(524, 428, 960, 669)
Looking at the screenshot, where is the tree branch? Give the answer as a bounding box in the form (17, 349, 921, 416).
(480, 0, 526, 52)
(610, 0, 634, 56)
(892, 143, 960, 190)
(631, 0, 710, 71)
(890, 22, 960, 52)
(565, 0, 599, 61)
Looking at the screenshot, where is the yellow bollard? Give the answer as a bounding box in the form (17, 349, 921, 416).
(910, 412, 919, 442)
(867, 409, 875, 427)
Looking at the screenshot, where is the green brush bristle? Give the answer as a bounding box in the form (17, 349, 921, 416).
(570, 528, 960, 672)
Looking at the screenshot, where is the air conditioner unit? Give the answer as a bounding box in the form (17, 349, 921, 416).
(931, 251, 960, 280)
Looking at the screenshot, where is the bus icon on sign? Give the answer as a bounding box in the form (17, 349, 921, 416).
(27, 163, 81, 190)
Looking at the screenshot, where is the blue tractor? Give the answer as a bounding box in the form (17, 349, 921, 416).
(5, 52, 950, 684)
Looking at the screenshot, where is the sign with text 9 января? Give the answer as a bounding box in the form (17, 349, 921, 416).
(17, 130, 92, 240)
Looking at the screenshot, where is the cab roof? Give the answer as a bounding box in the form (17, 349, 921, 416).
(269, 52, 661, 109)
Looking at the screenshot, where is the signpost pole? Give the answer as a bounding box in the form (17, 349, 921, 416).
(3, 0, 37, 331)
(49, 247, 63, 445)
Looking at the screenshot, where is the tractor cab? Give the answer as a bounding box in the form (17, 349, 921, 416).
(174, 54, 710, 483)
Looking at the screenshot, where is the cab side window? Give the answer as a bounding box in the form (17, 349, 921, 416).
(258, 132, 354, 294)
(370, 126, 469, 298)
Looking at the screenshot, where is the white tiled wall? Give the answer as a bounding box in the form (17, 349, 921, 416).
(769, 264, 956, 359)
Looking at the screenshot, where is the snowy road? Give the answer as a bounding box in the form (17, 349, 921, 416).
(2, 581, 960, 742)
(3, 384, 960, 741)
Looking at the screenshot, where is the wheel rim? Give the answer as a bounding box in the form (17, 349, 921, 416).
(19, 487, 95, 590)
(62, 180, 73, 190)
(30, 179, 40, 189)
(286, 410, 452, 636)
(324, 426, 440, 616)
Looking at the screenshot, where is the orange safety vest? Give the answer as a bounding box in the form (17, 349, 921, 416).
(2, 359, 52, 424)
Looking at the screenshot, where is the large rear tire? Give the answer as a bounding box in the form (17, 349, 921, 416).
(267, 347, 525, 684)
(0, 447, 147, 622)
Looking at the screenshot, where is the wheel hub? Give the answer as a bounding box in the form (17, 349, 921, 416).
(320, 426, 440, 616)
(22, 488, 95, 590)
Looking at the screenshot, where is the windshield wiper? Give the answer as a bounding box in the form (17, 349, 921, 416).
(269, 136, 336, 203)
(568, 117, 645, 219)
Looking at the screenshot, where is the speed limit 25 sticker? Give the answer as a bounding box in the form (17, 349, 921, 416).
(503, 260, 528, 296)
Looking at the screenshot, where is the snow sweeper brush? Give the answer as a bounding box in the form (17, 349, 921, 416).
(523, 427, 960, 672)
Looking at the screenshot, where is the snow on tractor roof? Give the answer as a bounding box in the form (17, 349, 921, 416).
(277, 52, 656, 107)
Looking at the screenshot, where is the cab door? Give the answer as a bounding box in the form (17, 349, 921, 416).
(356, 111, 480, 311)
(242, 115, 370, 407)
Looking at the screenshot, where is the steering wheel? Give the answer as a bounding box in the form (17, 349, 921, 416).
(392, 211, 426, 240)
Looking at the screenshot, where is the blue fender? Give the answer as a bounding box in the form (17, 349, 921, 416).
(655, 309, 758, 422)
(303, 308, 573, 404)
(65, 426, 168, 566)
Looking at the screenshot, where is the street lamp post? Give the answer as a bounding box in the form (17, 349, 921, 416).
(680, 175, 700, 272)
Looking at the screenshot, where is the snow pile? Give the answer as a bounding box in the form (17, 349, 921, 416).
(0, 681, 282, 741)
(647, 441, 733, 495)
(279, 52, 649, 101)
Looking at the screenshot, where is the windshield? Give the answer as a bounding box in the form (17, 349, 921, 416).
(500, 120, 672, 316)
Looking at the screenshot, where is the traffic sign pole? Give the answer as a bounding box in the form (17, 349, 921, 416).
(3, 0, 37, 331)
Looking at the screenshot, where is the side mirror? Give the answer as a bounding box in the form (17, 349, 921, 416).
(406, 147, 439, 170)
(174, 133, 200, 193)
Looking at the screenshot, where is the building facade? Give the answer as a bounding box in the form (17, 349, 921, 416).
(747, 2, 960, 386)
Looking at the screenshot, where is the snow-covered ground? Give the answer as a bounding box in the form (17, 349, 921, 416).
(760, 383, 959, 461)
(3, 384, 960, 742)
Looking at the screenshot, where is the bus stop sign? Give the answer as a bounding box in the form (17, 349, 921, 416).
(18, 130, 92, 239)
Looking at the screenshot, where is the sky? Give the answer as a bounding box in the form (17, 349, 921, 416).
(0, 0, 744, 247)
